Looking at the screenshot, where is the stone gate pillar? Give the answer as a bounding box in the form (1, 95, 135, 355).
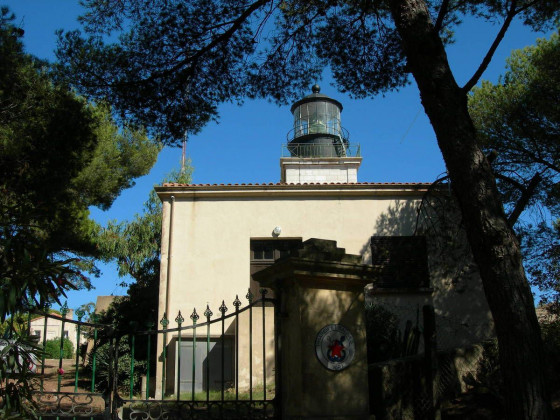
(254, 239, 374, 420)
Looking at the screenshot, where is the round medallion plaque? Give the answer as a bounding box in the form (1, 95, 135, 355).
(315, 324, 355, 371)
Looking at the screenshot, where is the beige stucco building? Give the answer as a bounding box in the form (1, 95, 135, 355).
(29, 309, 79, 353)
(153, 86, 494, 398)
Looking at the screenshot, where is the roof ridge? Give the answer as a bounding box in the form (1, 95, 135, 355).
(160, 181, 434, 187)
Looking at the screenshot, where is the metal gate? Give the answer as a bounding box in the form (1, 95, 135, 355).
(29, 302, 111, 419)
(31, 289, 279, 419)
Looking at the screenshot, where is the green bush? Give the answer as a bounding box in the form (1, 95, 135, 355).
(365, 303, 421, 362)
(43, 338, 74, 359)
(86, 336, 146, 394)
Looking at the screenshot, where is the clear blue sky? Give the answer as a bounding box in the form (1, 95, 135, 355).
(4, 1, 553, 314)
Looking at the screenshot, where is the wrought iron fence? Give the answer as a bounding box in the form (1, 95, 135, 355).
(30, 302, 110, 419)
(286, 125, 350, 143)
(281, 142, 361, 158)
(29, 289, 278, 420)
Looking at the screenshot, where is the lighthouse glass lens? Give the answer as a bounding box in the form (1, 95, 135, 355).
(293, 101, 341, 138)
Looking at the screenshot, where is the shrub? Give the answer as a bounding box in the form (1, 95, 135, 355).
(0, 336, 40, 418)
(43, 337, 74, 359)
(85, 336, 146, 395)
(365, 303, 421, 362)
(464, 340, 503, 396)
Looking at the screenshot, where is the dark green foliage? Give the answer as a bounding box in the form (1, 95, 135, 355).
(521, 222, 560, 309)
(365, 304, 421, 363)
(0, 336, 40, 419)
(462, 322, 560, 411)
(56, 1, 560, 145)
(463, 340, 504, 403)
(0, 8, 159, 319)
(1, 9, 95, 313)
(95, 167, 193, 332)
(56, 0, 260, 143)
(469, 31, 560, 213)
(43, 337, 74, 359)
(1, 9, 158, 416)
(469, 31, 560, 307)
(88, 336, 146, 394)
(89, 168, 192, 393)
(75, 302, 96, 323)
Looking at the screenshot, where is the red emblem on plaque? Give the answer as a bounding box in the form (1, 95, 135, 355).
(315, 325, 355, 370)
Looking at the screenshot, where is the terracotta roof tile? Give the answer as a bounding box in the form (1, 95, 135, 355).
(160, 181, 433, 187)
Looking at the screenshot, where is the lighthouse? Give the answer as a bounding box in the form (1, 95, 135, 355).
(281, 85, 362, 183)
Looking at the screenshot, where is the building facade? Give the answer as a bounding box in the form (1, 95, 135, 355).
(154, 86, 494, 397)
(29, 309, 78, 352)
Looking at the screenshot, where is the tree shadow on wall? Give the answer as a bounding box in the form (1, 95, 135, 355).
(363, 193, 497, 420)
(359, 199, 420, 263)
(361, 193, 493, 349)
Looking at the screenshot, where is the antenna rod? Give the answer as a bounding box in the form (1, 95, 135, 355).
(181, 131, 187, 172)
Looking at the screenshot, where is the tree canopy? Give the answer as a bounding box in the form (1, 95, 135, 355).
(91, 167, 192, 395)
(95, 166, 193, 332)
(470, 30, 560, 216)
(56, 0, 559, 145)
(469, 30, 560, 309)
(0, 9, 160, 318)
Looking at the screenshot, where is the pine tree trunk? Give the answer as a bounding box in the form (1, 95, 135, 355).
(388, 1, 551, 418)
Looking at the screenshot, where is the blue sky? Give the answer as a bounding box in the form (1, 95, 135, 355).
(4, 1, 553, 313)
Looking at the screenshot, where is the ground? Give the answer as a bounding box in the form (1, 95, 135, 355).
(32, 358, 106, 417)
(35, 358, 560, 419)
(442, 389, 560, 419)
(35, 358, 85, 392)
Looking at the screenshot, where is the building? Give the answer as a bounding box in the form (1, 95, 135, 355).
(154, 85, 494, 397)
(93, 295, 120, 315)
(29, 309, 78, 351)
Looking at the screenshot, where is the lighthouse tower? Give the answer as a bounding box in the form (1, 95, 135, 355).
(280, 85, 362, 183)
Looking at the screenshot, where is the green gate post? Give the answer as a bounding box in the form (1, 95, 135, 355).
(129, 321, 138, 399)
(203, 305, 213, 403)
(160, 313, 169, 397)
(246, 289, 254, 402)
(57, 302, 69, 393)
(110, 335, 120, 419)
(175, 311, 184, 401)
(145, 321, 155, 400)
(89, 314, 99, 420)
(233, 295, 241, 401)
(218, 301, 228, 402)
(260, 289, 268, 401)
(40, 302, 50, 392)
(26, 297, 34, 337)
(91, 313, 99, 393)
(74, 309, 85, 393)
(189, 309, 199, 401)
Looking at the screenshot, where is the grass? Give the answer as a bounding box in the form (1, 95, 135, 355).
(170, 384, 275, 401)
(121, 383, 276, 402)
(124, 385, 276, 416)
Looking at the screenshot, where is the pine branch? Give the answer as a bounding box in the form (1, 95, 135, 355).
(462, 0, 518, 93)
(508, 172, 542, 226)
(434, 0, 450, 33)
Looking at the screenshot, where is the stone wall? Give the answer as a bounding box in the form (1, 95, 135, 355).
(369, 343, 486, 420)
